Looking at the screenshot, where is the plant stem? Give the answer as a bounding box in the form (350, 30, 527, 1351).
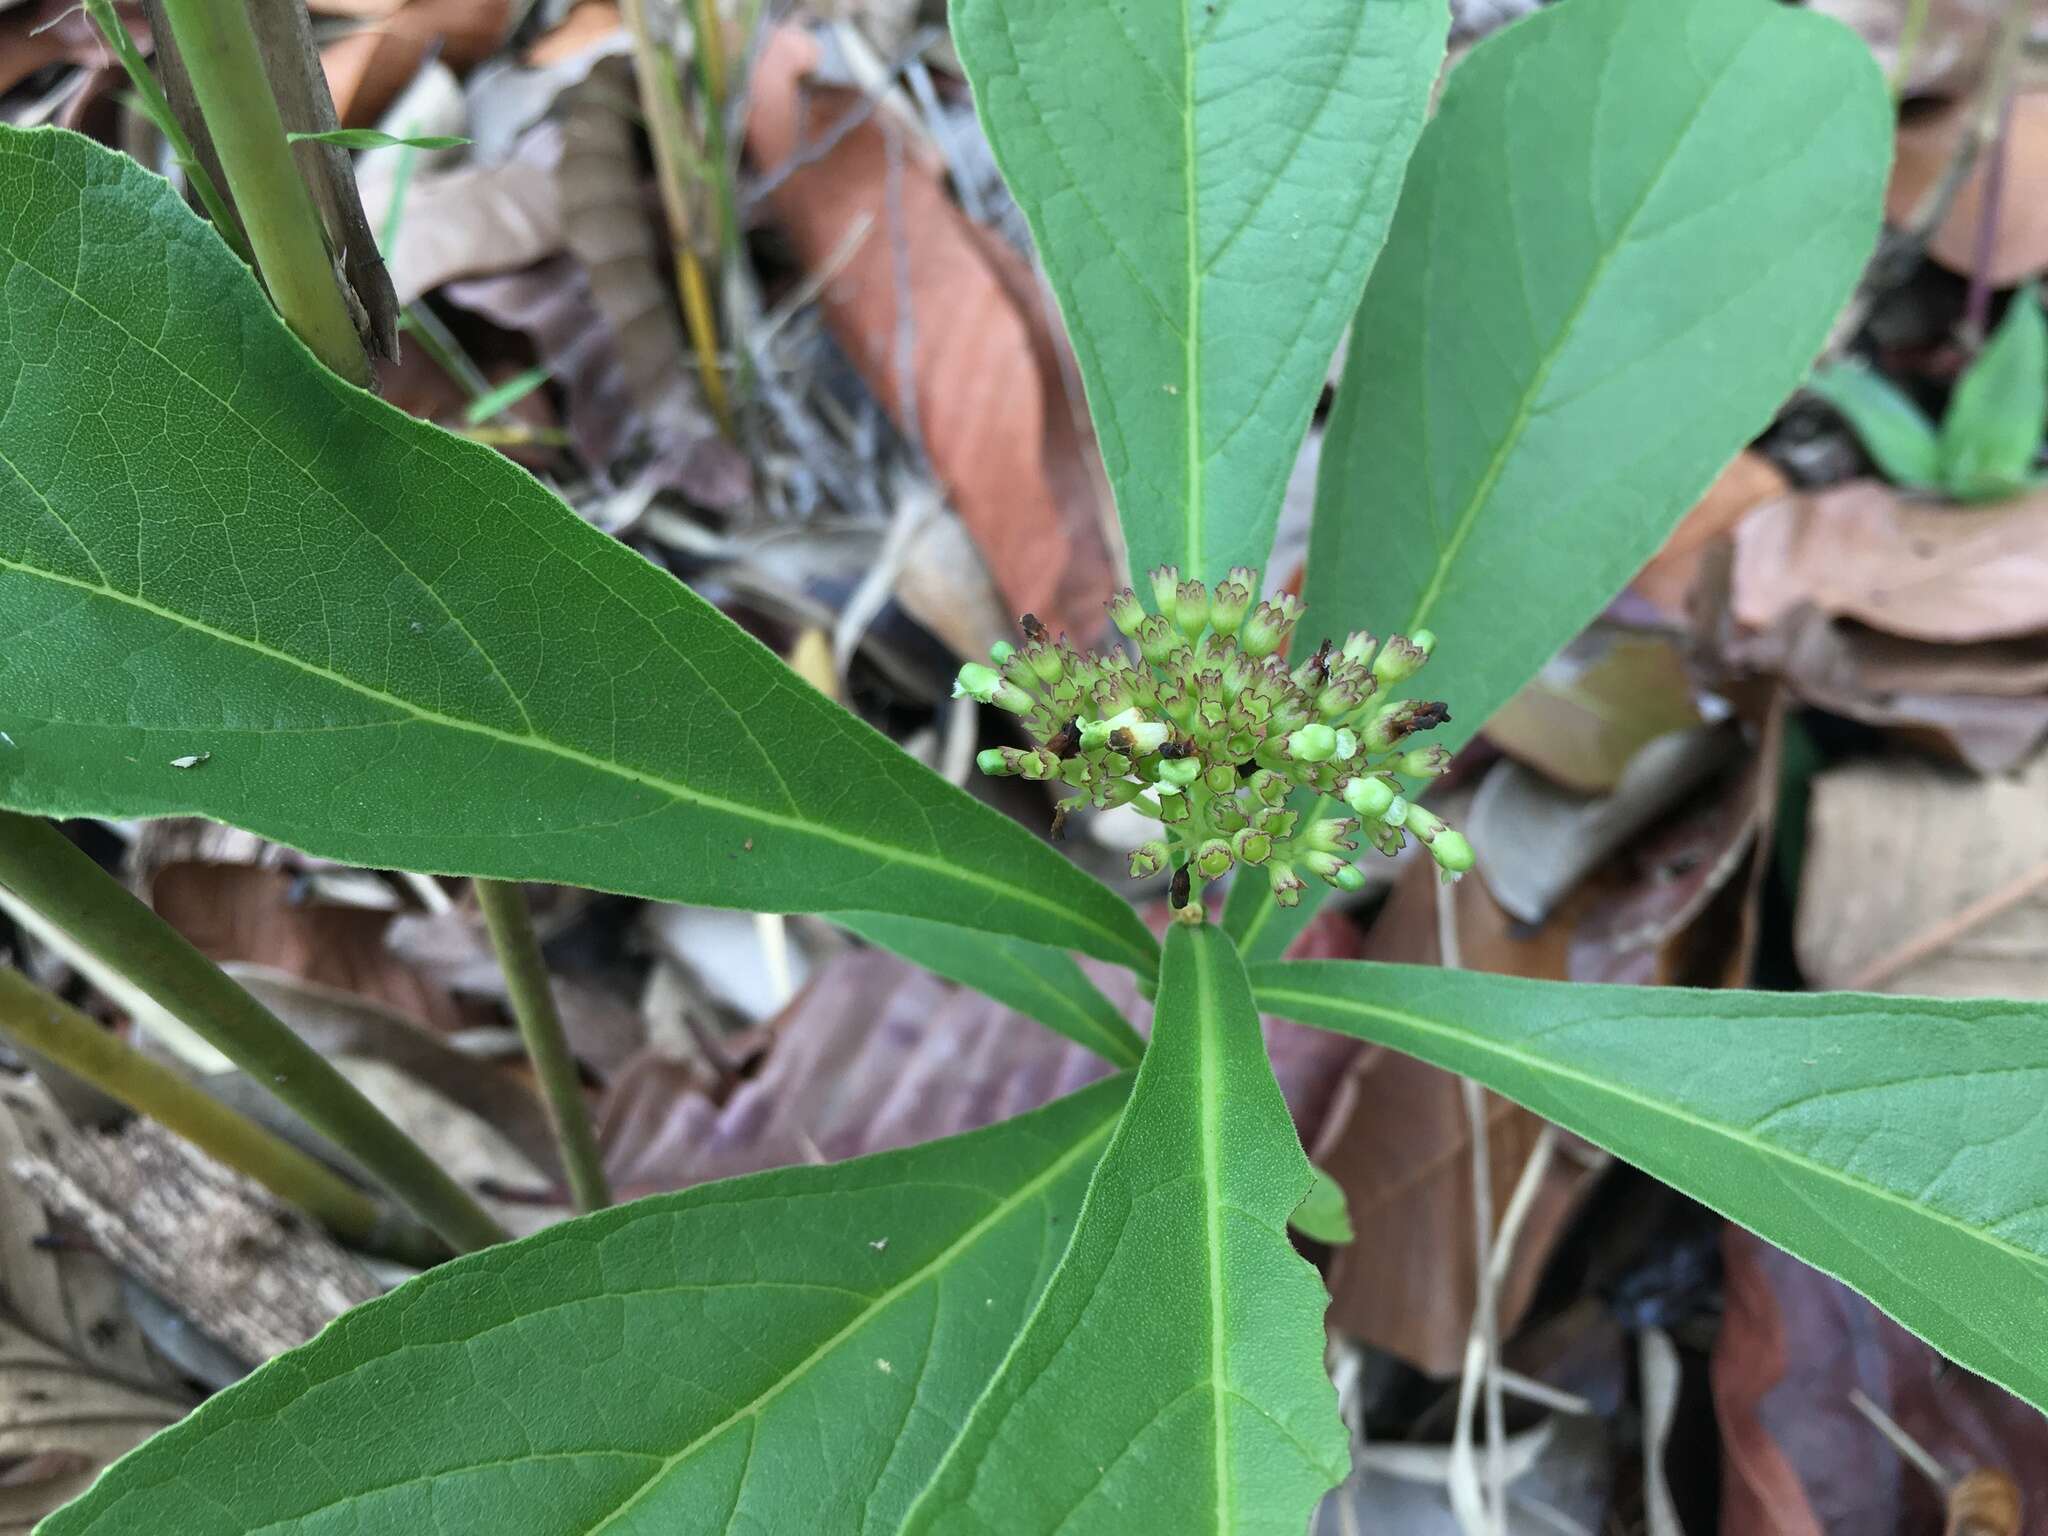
(472, 881, 611, 1213)
(0, 814, 507, 1253)
(83, 0, 254, 267)
(0, 966, 444, 1266)
(154, 0, 371, 386)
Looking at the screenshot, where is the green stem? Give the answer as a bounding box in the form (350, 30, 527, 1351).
(0, 966, 444, 1266)
(473, 881, 611, 1213)
(153, 0, 371, 386)
(83, 0, 254, 267)
(0, 814, 507, 1253)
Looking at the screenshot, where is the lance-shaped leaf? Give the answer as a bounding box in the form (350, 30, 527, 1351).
(1250, 960, 2048, 1413)
(39, 1077, 1130, 1535)
(832, 911, 1146, 1068)
(905, 924, 1347, 1534)
(0, 126, 1154, 974)
(953, 0, 1447, 585)
(1308, 0, 1891, 751)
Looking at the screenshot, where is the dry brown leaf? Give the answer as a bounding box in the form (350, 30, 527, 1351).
(526, 0, 622, 64)
(1890, 90, 2048, 286)
(1734, 483, 2048, 644)
(1631, 450, 1789, 623)
(356, 126, 564, 306)
(1713, 1225, 2047, 1536)
(1307, 861, 1603, 1376)
(149, 863, 473, 1032)
(321, 0, 512, 126)
(745, 26, 1118, 642)
(1485, 627, 1704, 796)
(1796, 752, 2048, 995)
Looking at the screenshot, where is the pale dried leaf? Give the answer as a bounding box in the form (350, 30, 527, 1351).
(356, 125, 564, 305)
(1486, 628, 1705, 796)
(1630, 450, 1789, 622)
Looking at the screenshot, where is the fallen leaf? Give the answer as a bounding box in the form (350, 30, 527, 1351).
(1485, 627, 1705, 796)
(1630, 451, 1789, 622)
(320, 0, 512, 126)
(745, 26, 1119, 641)
(1890, 90, 2048, 287)
(1795, 752, 2048, 995)
(1714, 1225, 2048, 1536)
(526, 0, 621, 65)
(355, 124, 564, 305)
(1734, 483, 2048, 644)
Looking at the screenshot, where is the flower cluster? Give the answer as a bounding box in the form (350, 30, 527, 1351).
(954, 565, 1473, 918)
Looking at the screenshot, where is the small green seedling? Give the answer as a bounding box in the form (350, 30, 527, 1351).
(1809, 283, 2047, 500)
(1, 0, 2030, 1532)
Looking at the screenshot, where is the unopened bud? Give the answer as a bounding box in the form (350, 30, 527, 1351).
(1402, 803, 1448, 843)
(953, 662, 1034, 716)
(1129, 841, 1170, 879)
(1430, 829, 1475, 874)
(1232, 827, 1273, 865)
(1155, 755, 1203, 788)
(1107, 588, 1146, 637)
(1241, 596, 1301, 658)
(1203, 763, 1239, 795)
(1340, 630, 1377, 667)
(1209, 573, 1254, 635)
(1342, 774, 1398, 821)
(1269, 864, 1305, 907)
(1079, 708, 1141, 750)
(1149, 565, 1182, 622)
(1175, 580, 1210, 639)
(1363, 697, 1451, 753)
(1023, 640, 1065, 685)
(1372, 634, 1431, 687)
(1136, 614, 1179, 667)
(1285, 724, 1338, 763)
(990, 640, 1016, 664)
(1333, 728, 1361, 762)
(1195, 839, 1234, 880)
(1305, 816, 1359, 854)
(1397, 745, 1452, 778)
(1299, 848, 1350, 882)
(976, 747, 1014, 777)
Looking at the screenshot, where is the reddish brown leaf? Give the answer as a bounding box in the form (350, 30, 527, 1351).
(320, 0, 511, 126)
(744, 27, 1118, 643)
(1630, 450, 1789, 623)
(1890, 90, 2048, 287)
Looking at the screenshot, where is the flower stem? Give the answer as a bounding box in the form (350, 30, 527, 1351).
(473, 881, 611, 1213)
(154, 0, 371, 386)
(0, 814, 507, 1253)
(0, 965, 444, 1266)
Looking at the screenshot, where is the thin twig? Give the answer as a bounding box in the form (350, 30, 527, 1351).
(473, 881, 611, 1214)
(1843, 859, 2048, 991)
(1849, 1387, 1957, 1492)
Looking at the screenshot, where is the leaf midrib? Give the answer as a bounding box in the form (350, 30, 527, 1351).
(1192, 930, 1232, 1526)
(1179, 0, 1204, 577)
(1, 553, 1150, 969)
(1252, 982, 2048, 1292)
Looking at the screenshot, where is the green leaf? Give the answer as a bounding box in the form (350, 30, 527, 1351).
(285, 129, 471, 151)
(1807, 362, 1943, 488)
(953, 0, 1447, 586)
(1291, 1164, 1352, 1246)
(0, 126, 1155, 975)
(1307, 0, 1891, 752)
(1250, 959, 2048, 1413)
(1940, 284, 2046, 500)
(905, 924, 1347, 1534)
(40, 1077, 1131, 1535)
(832, 911, 1146, 1068)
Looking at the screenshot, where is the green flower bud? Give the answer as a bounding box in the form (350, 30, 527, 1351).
(1398, 745, 1453, 778)
(1412, 629, 1437, 657)
(1095, 777, 1142, 809)
(1270, 694, 1311, 733)
(1367, 821, 1406, 857)
(1333, 728, 1361, 762)
(1371, 634, 1431, 686)
(953, 661, 1035, 716)
(1091, 674, 1135, 718)
(1250, 769, 1290, 808)
(1005, 746, 1060, 781)
(1269, 864, 1305, 907)
(1300, 848, 1351, 882)
(1059, 756, 1092, 789)
(1129, 841, 1170, 879)
(1155, 755, 1203, 787)
(1290, 640, 1333, 694)
(1203, 762, 1239, 795)
(990, 640, 1016, 664)
(1157, 787, 1193, 823)
(1430, 829, 1475, 874)
(1149, 565, 1182, 622)
(1384, 795, 1410, 827)
(1305, 816, 1359, 854)
(1174, 580, 1210, 640)
(1342, 774, 1398, 821)
(1286, 724, 1338, 763)
(1402, 803, 1448, 843)
(1106, 588, 1146, 637)
(1362, 697, 1451, 753)
(1207, 794, 1248, 834)
(1253, 805, 1298, 840)
(1136, 614, 1179, 667)
(1340, 630, 1377, 668)
(1231, 827, 1273, 865)
(1156, 675, 1194, 727)
(1023, 640, 1065, 685)
(976, 747, 1015, 777)
(1195, 838, 1234, 880)
(1209, 573, 1254, 636)
(1316, 679, 1365, 720)
(1079, 707, 1140, 749)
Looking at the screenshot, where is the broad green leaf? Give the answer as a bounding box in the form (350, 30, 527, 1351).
(1308, 0, 1891, 752)
(1251, 960, 2048, 1413)
(1941, 284, 2045, 501)
(41, 1077, 1130, 1535)
(953, 0, 1447, 586)
(832, 911, 1145, 1068)
(284, 129, 471, 151)
(905, 924, 1347, 1534)
(0, 127, 1154, 975)
(1807, 362, 1942, 488)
